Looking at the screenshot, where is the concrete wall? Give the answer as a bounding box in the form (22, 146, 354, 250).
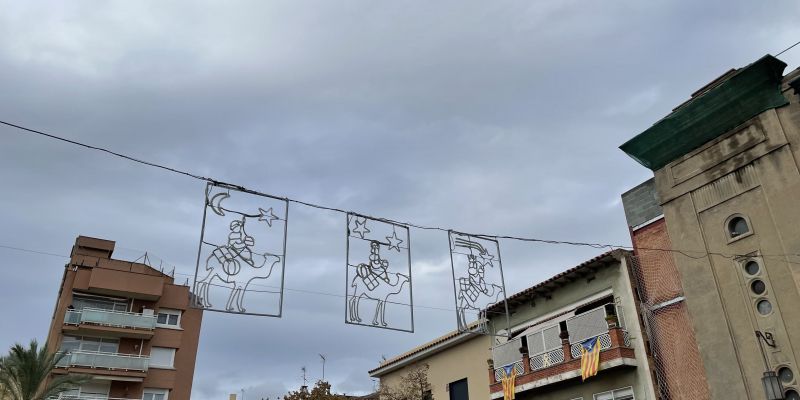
(650, 76, 800, 399)
(621, 179, 662, 229)
(378, 334, 491, 400)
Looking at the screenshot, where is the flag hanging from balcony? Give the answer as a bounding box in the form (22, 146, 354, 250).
(501, 365, 516, 400)
(580, 336, 601, 381)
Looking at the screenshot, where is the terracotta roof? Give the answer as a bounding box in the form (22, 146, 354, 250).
(485, 249, 630, 315)
(368, 322, 482, 376)
(370, 250, 630, 376)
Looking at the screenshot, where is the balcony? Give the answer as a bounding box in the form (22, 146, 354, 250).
(48, 396, 140, 400)
(55, 350, 149, 373)
(64, 308, 155, 339)
(489, 305, 636, 398)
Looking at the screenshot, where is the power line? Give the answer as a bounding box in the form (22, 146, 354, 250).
(777, 39, 800, 57)
(4, 118, 795, 261)
(3, 242, 800, 317)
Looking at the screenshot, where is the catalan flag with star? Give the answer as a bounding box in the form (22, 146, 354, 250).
(501, 364, 516, 400)
(580, 336, 601, 380)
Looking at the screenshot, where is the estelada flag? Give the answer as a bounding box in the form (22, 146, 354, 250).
(580, 336, 602, 381)
(501, 364, 516, 400)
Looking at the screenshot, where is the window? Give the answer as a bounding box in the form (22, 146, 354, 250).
(751, 280, 766, 295)
(594, 387, 634, 400)
(744, 260, 760, 275)
(60, 336, 119, 353)
(757, 299, 773, 315)
(727, 215, 751, 239)
(72, 295, 128, 312)
(448, 378, 468, 400)
(778, 366, 794, 384)
(143, 388, 169, 400)
(156, 309, 182, 328)
(150, 347, 176, 368)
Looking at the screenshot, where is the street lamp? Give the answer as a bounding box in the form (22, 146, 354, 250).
(756, 331, 785, 400)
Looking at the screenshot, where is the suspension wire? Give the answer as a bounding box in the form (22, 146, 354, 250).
(776, 38, 800, 57)
(5, 118, 799, 262)
(5, 242, 800, 317)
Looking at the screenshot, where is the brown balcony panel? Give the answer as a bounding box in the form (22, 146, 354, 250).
(88, 267, 164, 300)
(490, 347, 636, 397)
(62, 323, 155, 340)
(52, 366, 146, 381)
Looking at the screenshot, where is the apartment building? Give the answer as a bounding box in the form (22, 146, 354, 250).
(620, 54, 800, 399)
(369, 324, 491, 400)
(486, 250, 656, 400)
(45, 236, 203, 400)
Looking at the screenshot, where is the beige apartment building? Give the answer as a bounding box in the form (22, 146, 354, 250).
(369, 325, 491, 400)
(620, 54, 800, 399)
(486, 250, 656, 400)
(45, 236, 203, 400)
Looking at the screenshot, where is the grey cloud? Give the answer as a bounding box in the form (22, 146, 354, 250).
(1, 1, 799, 398)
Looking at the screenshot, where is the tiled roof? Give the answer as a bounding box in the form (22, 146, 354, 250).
(368, 322, 481, 376)
(485, 249, 630, 315)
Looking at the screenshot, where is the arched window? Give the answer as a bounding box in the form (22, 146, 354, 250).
(727, 215, 751, 239)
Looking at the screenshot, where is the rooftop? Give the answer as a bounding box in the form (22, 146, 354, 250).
(485, 249, 629, 315)
(620, 55, 789, 171)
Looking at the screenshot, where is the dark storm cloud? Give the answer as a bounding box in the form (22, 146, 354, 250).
(1, 1, 799, 399)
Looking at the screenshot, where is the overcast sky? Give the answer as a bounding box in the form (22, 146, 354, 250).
(1, 1, 799, 399)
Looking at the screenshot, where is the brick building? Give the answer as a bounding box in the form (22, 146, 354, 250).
(620, 54, 800, 399)
(45, 236, 203, 400)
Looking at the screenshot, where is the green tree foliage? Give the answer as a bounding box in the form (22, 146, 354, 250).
(379, 364, 431, 400)
(0, 340, 88, 400)
(283, 380, 349, 400)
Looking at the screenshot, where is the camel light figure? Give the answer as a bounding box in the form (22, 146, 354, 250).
(196, 216, 281, 313)
(348, 240, 410, 327)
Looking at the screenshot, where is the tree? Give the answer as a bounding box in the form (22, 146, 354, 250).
(0, 340, 88, 400)
(378, 364, 431, 400)
(283, 380, 348, 400)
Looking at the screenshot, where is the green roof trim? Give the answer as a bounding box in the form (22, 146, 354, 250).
(620, 55, 789, 170)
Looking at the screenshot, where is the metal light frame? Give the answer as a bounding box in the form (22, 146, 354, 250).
(192, 182, 289, 317)
(448, 230, 510, 337)
(345, 212, 414, 333)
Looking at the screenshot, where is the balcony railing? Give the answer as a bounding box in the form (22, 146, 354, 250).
(48, 396, 140, 400)
(491, 303, 629, 379)
(56, 350, 149, 371)
(65, 308, 156, 330)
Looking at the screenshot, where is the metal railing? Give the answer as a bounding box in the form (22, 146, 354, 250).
(530, 347, 565, 371)
(64, 308, 156, 330)
(491, 303, 631, 376)
(48, 395, 140, 400)
(56, 350, 149, 371)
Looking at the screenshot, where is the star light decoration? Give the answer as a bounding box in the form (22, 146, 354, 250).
(258, 207, 279, 227)
(352, 217, 371, 239)
(386, 229, 404, 252)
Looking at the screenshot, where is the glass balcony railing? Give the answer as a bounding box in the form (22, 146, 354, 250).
(48, 396, 140, 400)
(64, 308, 156, 330)
(56, 351, 149, 371)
